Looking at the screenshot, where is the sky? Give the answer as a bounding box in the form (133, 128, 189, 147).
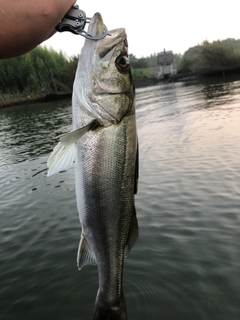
(43, 0, 240, 58)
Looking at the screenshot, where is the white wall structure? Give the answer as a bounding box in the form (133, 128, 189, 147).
(157, 49, 176, 79)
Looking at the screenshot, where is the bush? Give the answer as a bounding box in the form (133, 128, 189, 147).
(178, 39, 240, 75)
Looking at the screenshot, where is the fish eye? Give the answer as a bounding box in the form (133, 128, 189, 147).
(116, 56, 130, 70)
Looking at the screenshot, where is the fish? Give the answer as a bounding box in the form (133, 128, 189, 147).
(47, 12, 138, 320)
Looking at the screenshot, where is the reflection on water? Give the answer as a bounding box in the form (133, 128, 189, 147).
(0, 78, 240, 320)
(0, 101, 72, 167)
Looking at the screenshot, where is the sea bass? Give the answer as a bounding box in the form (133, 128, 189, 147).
(47, 12, 138, 320)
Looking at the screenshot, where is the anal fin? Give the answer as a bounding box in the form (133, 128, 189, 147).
(77, 234, 97, 270)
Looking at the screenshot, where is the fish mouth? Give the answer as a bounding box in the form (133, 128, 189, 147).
(88, 12, 106, 39)
(88, 13, 126, 59)
(97, 28, 127, 59)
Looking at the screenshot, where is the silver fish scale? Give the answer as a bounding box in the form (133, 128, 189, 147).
(75, 115, 136, 304)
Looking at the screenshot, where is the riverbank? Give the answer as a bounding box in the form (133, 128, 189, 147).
(0, 92, 72, 108)
(0, 80, 160, 108)
(2, 69, 240, 109)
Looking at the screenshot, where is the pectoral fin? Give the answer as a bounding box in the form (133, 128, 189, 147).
(77, 234, 97, 270)
(47, 120, 99, 177)
(60, 120, 99, 146)
(47, 142, 76, 177)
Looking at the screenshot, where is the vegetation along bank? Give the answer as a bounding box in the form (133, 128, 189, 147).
(1, 38, 240, 107)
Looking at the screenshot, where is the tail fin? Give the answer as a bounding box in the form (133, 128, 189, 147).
(93, 298, 128, 320)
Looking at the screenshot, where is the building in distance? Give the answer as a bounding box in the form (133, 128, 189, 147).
(157, 49, 177, 79)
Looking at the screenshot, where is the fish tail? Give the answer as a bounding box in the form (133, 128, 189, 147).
(93, 295, 128, 320)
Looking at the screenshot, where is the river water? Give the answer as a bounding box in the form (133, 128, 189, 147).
(0, 79, 240, 320)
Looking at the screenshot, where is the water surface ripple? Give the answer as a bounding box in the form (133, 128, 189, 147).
(0, 79, 240, 320)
